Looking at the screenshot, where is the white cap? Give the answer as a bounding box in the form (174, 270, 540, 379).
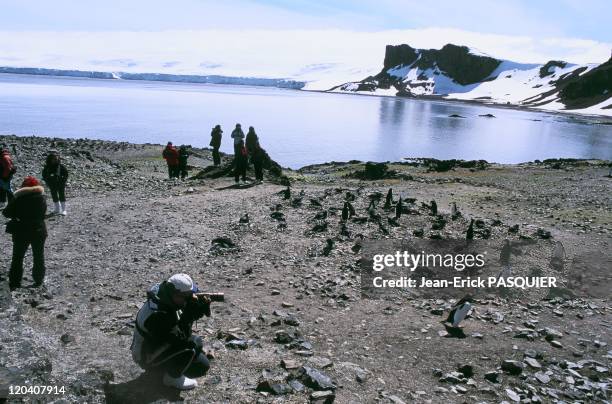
(168, 273, 197, 293)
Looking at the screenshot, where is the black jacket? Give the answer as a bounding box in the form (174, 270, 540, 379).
(142, 282, 210, 351)
(42, 163, 69, 187)
(245, 132, 259, 153)
(3, 185, 47, 238)
(178, 149, 189, 167)
(250, 145, 266, 164)
(210, 128, 222, 149)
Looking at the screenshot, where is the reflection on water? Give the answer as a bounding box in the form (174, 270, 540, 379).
(0, 73, 610, 168)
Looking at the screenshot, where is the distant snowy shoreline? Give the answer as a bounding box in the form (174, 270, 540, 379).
(1, 66, 611, 119)
(0, 66, 305, 89)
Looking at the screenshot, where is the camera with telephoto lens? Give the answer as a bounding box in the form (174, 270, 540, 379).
(196, 292, 225, 302)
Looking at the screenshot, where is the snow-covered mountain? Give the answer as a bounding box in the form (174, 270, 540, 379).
(0, 31, 610, 116)
(330, 44, 612, 116)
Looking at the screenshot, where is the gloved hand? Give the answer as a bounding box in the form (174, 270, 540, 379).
(183, 296, 211, 319)
(195, 295, 211, 317)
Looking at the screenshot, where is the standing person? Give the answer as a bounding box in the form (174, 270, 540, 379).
(178, 146, 189, 180)
(230, 124, 244, 157)
(245, 126, 259, 155)
(2, 176, 47, 290)
(209, 125, 223, 166)
(250, 141, 266, 183)
(42, 151, 69, 215)
(131, 273, 212, 390)
(0, 146, 16, 208)
(162, 142, 179, 179)
(234, 140, 248, 184)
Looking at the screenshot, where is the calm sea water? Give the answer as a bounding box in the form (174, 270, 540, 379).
(0, 73, 610, 168)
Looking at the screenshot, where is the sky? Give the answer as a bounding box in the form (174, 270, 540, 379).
(1, 0, 610, 42)
(0, 0, 609, 84)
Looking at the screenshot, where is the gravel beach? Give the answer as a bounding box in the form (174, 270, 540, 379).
(1, 134, 610, 403)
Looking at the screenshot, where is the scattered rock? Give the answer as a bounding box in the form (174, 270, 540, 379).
(281, 359, 300, 370)
(211, 237, 235, 248)
(288, 379, 305, 392)
(534, 371, 550, 384)
(484, 370, 500, 383)
(457, 364, 474, 378)
(357, 162, 393, 180)
(283, 314, 300, 326)
(501, 360, 523, 375)
(60, 333, 75, 344)
(355, 368, 368, 383)
(274, 330, 295, 344)
(256, 380, 292, 395)
(439, 371, 466, 384)
(506, 388, 521, 402)
(225, 339, 249, 350)
(310, 390, 335, 403)
(549, 340, 563, 348)
(299, 366, 335, 390)
(524, 357, 541, 369)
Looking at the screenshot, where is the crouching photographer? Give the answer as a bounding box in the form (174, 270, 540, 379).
(130, 273, 212, 390)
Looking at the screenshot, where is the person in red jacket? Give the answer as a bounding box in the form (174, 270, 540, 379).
(162, 142, 180, 179)
(0, 146, 16, 208)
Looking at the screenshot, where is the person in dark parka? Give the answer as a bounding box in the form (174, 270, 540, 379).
(2, 176, 47, 290)
(233, 139, 248, 184)
(131, 273, 211, 390)
(250, 141, 266, 182)
(209, 125, 223, 166)
(245, 126, 259, 155)
(178, 146, 189, 180)
(230, 124, 245, 157)
(42, 151, 69, 215)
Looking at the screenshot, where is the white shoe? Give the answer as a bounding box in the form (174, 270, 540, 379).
(60, 202, 67, 216)
(0, 202, 6, 210)
(162, 373, 197, 390)
(54, 202, 61, 215)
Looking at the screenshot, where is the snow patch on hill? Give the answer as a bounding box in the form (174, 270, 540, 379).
(331, 52, 610, 117)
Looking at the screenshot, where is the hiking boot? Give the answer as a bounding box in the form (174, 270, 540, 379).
(162, 373, 197, 390)
(60, 202, 67, 216)
(54, 202, 61, 215)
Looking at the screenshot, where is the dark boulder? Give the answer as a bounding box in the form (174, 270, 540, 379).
(299, 366, 336, 390)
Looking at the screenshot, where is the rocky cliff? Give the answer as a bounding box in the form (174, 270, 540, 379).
(330, 44, 612, 115)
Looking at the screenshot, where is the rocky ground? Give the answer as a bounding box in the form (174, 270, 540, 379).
(0, 134, 610, 404)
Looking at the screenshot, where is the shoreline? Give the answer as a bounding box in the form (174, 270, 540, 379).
(2, 134, 610, 172)
(2, 70, 611, 121)
(305, 88, 612, 121)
